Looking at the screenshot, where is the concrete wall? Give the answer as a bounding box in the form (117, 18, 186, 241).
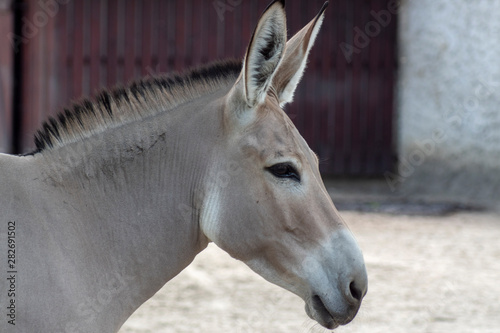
(393, 0, 500, 206)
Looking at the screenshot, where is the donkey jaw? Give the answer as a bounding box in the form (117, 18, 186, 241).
(306, 295, 340, 329)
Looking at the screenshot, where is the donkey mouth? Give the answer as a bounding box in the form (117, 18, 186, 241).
(306, 295, 340, 330)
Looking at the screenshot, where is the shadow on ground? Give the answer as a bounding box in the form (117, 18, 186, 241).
(325, 178, 486, 216)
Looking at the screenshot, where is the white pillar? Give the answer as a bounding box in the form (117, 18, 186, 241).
(394, 0, 500, 205)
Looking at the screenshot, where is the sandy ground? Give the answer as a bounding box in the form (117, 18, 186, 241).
(119, 211, 500, 333)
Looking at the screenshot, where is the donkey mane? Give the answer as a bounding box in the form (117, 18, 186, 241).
(33, 59, 242, 153)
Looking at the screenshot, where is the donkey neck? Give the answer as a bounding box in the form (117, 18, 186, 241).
(27, 87, 229, 331)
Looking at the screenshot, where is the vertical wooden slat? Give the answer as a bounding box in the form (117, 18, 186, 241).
(0, 1, 13, 153)
(359, 0, 371, 174)
(382, 0, 397, 172)
(366, 0, 381, 175)
(141, 0, 152, 76)
(89, 0, 101, 94)
(116, 0, 126, 83)
(72, 0, 84, 98)
(174, 0, 185, 72)
(55, 1, 68, 111)
(83, 0, 91, 96)
(20, 2, 39, 150)
(157, 0, 168, 73)
(205, 0, 217, 62)
(38, 5, 48, 127)
(332, 0, 347, 173)
(190, 0, 203, 66)
(98, 0, 107, 88)
(232, 0, 243, 56)
(348, 0, 362, 174)
(133, 1, 142, 78)
(184, 0, 193, 68)
(215, 2, 224, 59)
(124, 0, 135, 82)
(240, 0, 252, 58)
(65, 0, 75, 103)
(45, 0, 57, 123)
(149, 0, 159, 75)
(166, 1, 176, 71)
(223, 0, 234, 57)
(106, 0, 118, 86)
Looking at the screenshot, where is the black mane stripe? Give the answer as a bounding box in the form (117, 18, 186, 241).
(33, 59, 242, 153)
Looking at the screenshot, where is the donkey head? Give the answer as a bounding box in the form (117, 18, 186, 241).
(201, 1, 367, 329)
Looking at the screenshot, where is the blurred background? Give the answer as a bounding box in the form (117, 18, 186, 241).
(0, 0, 498, 206)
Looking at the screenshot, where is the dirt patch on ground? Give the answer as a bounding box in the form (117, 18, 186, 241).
(119, 211, 500, 333)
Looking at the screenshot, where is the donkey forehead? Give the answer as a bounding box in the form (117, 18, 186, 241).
(239, 100, 316, 163)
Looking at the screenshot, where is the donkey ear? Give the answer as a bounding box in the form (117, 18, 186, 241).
(238, 0, 287, 108)
(272, 2, 328, 106)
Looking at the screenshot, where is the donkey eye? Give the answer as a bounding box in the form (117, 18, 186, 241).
(266, 163, 301, 182)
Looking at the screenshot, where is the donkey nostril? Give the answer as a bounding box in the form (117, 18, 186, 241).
(349, 281, 363, 302)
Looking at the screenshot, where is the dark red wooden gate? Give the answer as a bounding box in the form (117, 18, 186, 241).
(11, 0, 397, 176)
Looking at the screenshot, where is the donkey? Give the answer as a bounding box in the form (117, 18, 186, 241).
(0, 1, 367, 332)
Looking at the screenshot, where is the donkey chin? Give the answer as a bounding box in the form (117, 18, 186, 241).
(306, 293, 361, 329)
